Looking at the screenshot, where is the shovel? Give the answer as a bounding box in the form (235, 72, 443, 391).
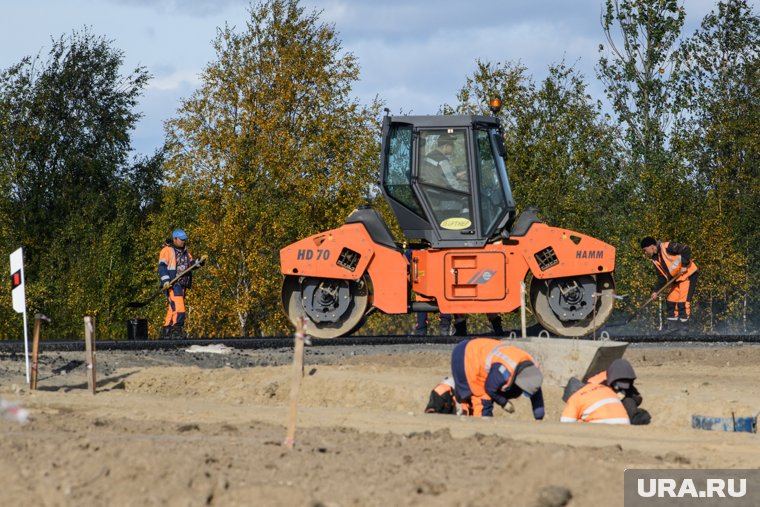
(606, 274, 682, 327)
(126, 256, 207, 309)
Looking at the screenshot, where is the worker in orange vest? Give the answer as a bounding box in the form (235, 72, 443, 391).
(587, 358, 651, 425)
(158, 229, 197, 339)
(640, 236, 698, 332)
(450, 338, 544, 418)
(560, 378, 630, 424)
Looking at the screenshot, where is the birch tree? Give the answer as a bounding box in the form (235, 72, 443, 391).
(164, 0, 380, 336)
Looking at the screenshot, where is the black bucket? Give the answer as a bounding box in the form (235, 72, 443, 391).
(126, 319, 149, 341)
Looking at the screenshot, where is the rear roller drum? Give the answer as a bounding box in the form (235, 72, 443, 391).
(281, 275, 370, 339)
(529, 273, 615, 337)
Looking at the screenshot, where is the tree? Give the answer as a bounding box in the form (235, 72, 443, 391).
(597, 0, 692, 254)
(164, 0, 381, 337)
(598, 0, 685, 165)
(0, 29, 160, 339)
(596, 0, 708, 328)
(445, 59, 533, 132)
(451, 60, 625, 235)
(672, 0, 760, 330)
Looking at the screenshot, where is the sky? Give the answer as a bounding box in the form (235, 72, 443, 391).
(0, 0, 719, 156)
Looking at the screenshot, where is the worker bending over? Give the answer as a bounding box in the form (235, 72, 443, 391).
(640, 236, 698, 332)
(450, 338, 544, 418)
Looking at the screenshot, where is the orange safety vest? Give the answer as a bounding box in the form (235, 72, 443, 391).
(159, 245, 192, 273)
(432, 383, 453, 397)
(654, 241, 697, 281)
(560, 383, 630, 424)
(463, 339, 537, 398)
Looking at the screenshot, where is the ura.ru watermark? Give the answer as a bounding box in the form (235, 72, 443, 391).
(625, 470, 759, 506)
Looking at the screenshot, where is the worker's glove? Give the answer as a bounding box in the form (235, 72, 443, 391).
(197, 255, 208, 266)
(162, 281, 172, 290)
(501, 401, 515, 414)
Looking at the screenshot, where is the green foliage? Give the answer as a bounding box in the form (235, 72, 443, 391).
(452, 60, 640, 293)
(598, 0, 685, 160)
(591, 0, 760, 330)
(598, 1, 690, 260)
(671, 0, 760, 330)
(0, 29, 161, 339)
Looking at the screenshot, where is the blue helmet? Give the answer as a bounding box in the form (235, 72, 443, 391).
(172, 229, 188, 240)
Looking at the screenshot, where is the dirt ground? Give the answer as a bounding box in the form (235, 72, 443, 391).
(1, 341, 759, 507)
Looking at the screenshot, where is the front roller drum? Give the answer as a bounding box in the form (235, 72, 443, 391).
(529, 273, 616, 337)
(281, 275, 371, 339)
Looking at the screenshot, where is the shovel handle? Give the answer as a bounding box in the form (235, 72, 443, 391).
(625, 275, 681, 323)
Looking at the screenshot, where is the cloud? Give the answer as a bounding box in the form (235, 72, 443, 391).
(2, 0, 722, 155)
(105, 0, 250, 17)
(148, 69, 203, 91)
(344, 16, 605, 114)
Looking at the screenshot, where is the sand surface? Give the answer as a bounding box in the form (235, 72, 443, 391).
(1, 342, 759, 506)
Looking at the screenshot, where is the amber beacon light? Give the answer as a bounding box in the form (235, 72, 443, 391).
(489, 98, 502, 115)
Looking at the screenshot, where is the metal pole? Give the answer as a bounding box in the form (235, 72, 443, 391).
(22, 310, 29, 383)
(658, 298, 663, 331)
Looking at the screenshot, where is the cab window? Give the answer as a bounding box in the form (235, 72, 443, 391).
(476, 129, 509, 236)
(417, 130, 473, 232)
(384, 124, 424, 217)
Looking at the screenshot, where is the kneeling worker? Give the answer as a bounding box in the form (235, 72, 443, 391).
(587, 358, 651, 425)
(424, 376, 460, 414)
(560, 377, 630, 424)
(451, 338, 544, 418)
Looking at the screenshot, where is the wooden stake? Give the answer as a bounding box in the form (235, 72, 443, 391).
(84, 316, 97, 394)
(30, 318, 41, 390)
(92, 316, 97, 394)
(284, 317, 308, 449)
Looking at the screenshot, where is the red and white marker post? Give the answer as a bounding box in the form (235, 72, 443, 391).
(10, 248, 30, 383)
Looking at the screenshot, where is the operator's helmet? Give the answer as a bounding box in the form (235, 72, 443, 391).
(607, 358, 636, 390)
(172, 229, 189, 240)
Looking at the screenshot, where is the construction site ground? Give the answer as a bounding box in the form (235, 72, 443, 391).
(1, 341, 759, 507)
